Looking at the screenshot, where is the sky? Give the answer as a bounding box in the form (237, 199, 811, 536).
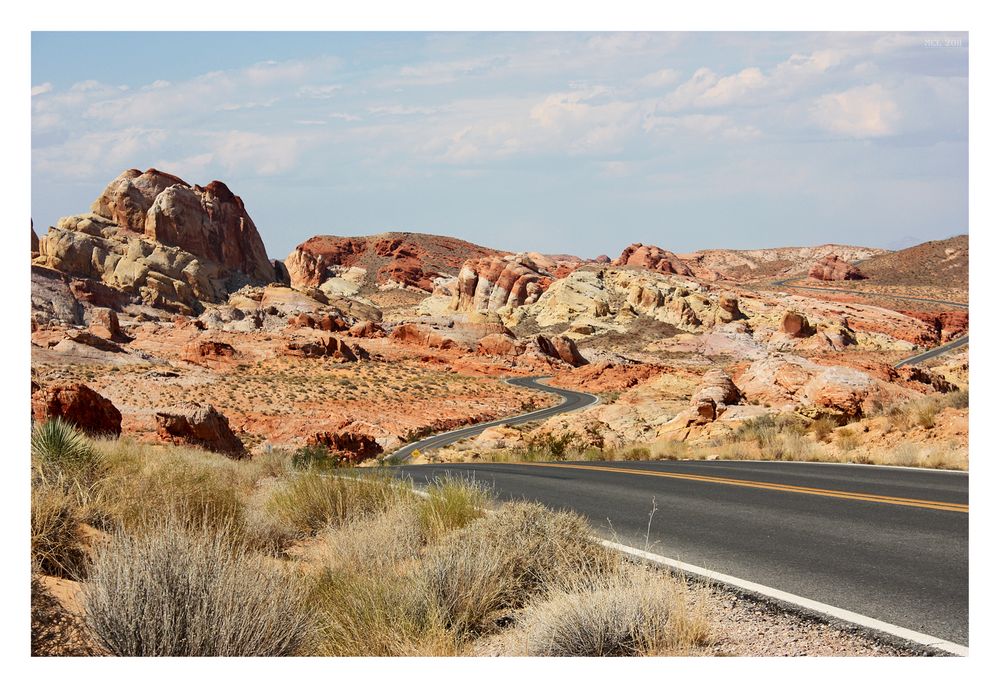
(31, 31, 969, 261)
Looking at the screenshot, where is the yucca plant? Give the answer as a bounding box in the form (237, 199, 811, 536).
(30, 418, 101, 489)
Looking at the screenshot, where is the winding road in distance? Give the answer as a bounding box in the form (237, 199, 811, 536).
(770, 276, 969, 369)
(383, 376, 598, 464)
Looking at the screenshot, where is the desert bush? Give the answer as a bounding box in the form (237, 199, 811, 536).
(419, 502, 618, 638)
(833, 428, 860, 452)
(732, 414, 805, 447)
(943, 388, 969, 409)
(31, 483, 88, 579)
(810, 417, 837, 442)
(911, 399, 940, 430)
(320, 501, 424, 575)
(518, 567, 710, 656)
(83, 520, 313, 656)
(526, 431, 582, 460)
(310, 569, 455, 656)
(291, 444, 340, 472)
(621, 446, 652, 460)
(417, 474, 491, 542)
(266, 471, 410, 536)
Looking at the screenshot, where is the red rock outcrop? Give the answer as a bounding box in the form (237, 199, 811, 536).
(347, 320, 384, 338)
(87, 307, 129, 342)
(308, 431, 383, 464)
(808, 254, 866, 281)
(900, 310, 969, 343)
(389, 323, 457, 349)
(286, 337, 368, 361)
(287, 312, 350, 332)
(183, 340, 238, 365)
(155, 404, 246, 458)
(613, 243, 695, 277)
(32, 383, 122, 436)
(451, 255, 552, 312)
(781, 311, 812, 338)
(286, 232, 500, 292)
(536, 335, 587, 367)
(549, 361, 665, 392)
(477, 333, 526, 357)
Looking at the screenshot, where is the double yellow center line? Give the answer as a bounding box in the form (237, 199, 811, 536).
(527, 463, 968, 513)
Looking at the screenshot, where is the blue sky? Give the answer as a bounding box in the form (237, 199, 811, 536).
(31, 31, 968, 260)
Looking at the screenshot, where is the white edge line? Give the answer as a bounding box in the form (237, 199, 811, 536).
(600, 539, 969, 657)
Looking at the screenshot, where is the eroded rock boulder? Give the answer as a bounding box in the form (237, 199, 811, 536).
(613, 243, 694, 277)
(808, 254, 866, 281)
(32, 383, 122, 436)
(477, 333, 526, 357)
(155, 404, 246, 458)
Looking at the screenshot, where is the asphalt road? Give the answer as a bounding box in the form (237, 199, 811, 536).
(396, 459, 969, 646)
(382, 376, 598, 463)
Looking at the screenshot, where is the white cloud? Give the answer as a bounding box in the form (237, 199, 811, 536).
(329, 112, 361, 122)
(297, 84, 342, 99)
(634, 68, 681, 90)
(210, 130, 305, 176)
(31, 83, 52, 97)
(812, 84, 901, 137)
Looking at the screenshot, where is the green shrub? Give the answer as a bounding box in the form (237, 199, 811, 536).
(291, 444, 341, 471)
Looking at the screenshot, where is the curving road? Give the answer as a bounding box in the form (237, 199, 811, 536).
(382, 376, 598, 464)
(395, 459, 968, 649)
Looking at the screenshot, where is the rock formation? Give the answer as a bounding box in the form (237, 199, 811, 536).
(286, 232, 499, 292)
(389, 323, 458, 350)
(781, 311, 812, 337)
(94, 169, 274, 283)
(450, 255, 552, 312)
(155, 404, 246, 458)
(536, 335, 588, 367)
(612, 243, 695, 277)
(34, 169, 278, 314)
(32, 383, 122, 436)
(286, 337, 368, 361)
(308, 431, 383, 464)
(808, 254, 866, 281)
(477, 333, 527, 357)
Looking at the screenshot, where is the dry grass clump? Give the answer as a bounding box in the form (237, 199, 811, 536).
(516, 566, 711, 656)
(319, 500, 424, 575)
(419, 502, 619, 638)
(266, 471, 410, 537)
(417, 474, 492, 541)
(31, 484, 89, 579)
(810, 417, 838, 442)
(83, 519, 313, 656)
(310, 570, 456, 656)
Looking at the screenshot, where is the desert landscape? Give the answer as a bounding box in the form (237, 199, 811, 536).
(30, 167, 968, 656)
